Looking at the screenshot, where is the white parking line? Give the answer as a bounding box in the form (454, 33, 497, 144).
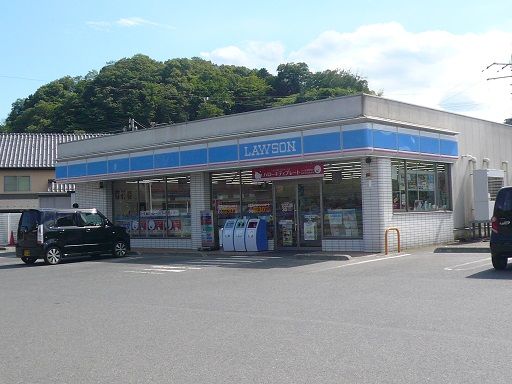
(149, 265, 202, 270)
(311, 253, 411, 272)
(145, 268, 186, 273)
(123, 270, 164, 275)
(444, 258, 490, 271)
(187, 260, 250, 265)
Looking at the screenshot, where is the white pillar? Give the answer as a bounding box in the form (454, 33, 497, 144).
(361, 157, 392, 252)
(190, 172, 211, 249)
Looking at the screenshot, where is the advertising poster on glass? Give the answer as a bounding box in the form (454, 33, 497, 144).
(200, 210, 217, 250)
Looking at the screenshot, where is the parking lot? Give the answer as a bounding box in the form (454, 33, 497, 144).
(1, 246, 512, 384)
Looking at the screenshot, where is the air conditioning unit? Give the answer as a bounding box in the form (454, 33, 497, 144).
(473, 169, 505, 221)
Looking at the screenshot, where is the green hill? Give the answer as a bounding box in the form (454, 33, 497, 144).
(1, 55, 378, 133)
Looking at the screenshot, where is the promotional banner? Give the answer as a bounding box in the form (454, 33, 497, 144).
(253, 163, 324, 181)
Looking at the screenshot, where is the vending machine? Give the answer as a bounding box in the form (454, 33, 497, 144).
(245, 219, 268, 252)
(222, 219, 237, 252)
(233, 218, 248, 251)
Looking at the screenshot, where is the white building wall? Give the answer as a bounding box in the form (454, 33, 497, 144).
(190, 172, 211, 249)
(0, 213, 22, 245)
(386, 212, 453, 251)
(131, 238, 192, 249)
(74, 181, 113, 219)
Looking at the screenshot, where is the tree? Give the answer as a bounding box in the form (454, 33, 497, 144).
(274, 62, 311, 96)
(2, 55, 378, 133)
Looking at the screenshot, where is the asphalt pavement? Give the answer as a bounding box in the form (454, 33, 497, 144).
(1, 245, 509, 384)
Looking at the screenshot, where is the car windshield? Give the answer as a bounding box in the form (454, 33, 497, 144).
(78, 212, 104, 226)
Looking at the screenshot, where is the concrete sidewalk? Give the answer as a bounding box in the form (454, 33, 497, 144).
(433, 239, 490, 254)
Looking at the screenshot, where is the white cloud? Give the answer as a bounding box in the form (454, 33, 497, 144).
(87, 17, 174, 31)
(201, 23, 512, 123)
(201, 41, 285, 68)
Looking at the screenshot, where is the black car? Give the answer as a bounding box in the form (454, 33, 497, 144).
(490, 186, 512, 270)
(16, 208, 130, 265)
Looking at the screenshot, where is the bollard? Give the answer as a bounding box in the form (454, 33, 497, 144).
(384, 227, 400, 255)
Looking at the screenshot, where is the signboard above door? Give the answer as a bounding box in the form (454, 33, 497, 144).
(252, 163, 324, 181)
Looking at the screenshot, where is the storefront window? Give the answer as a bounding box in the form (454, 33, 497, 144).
(112, 180, 139, 236)
(391, 159, 451, 212)
(391, 159, 406, 211)
(139, 179, 166, 237)
(436, 163, 450, 210)
(322, 161, 363, 238)
(241, 170, 274, 240)
(211, 171, 241, 229)
(165, 176, 191, 238)
(112, 175, 191, 238)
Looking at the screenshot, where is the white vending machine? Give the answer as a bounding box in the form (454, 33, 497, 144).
(233, 218, 248, 251)
(222, 219, 237, 252)
(245, 219, 268, 252)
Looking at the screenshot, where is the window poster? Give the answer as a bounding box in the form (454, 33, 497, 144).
(407, 173, 417, 190)
(303, 221, 317, 241)
(200, 210, 215, 248)
(326, 209, 359, 237)
(279, 220, 294, 246)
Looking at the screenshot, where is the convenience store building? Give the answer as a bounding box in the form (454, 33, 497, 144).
(55, 94, 512, 252)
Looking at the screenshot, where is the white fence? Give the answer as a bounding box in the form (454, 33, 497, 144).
(0, 213, 21, 245)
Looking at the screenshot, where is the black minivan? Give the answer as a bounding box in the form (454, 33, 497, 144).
(16, 208, 130, 265)
(490, 186, 512, 270)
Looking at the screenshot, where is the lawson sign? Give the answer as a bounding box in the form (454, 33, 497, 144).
(239, 136, 302, 161)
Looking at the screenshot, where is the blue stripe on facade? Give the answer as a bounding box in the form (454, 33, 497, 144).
(55, 165, 68, 179)
(239, 137, 302, 160)
(420, 136, 440, 154)
(68, 163, 87, 178)
(303, 132, 341, 154)
(87, 161, 108, 176)
(398, 133, 419, 152)
(209, 144, 238, 163)
(342, 129, 372, 150)
(108, 158, 130, 173)
(154, 151, 179, 169)
(181, 148, 207, 166)
(130, 155, 154, 171)
(373, 130, 397, 150)
(440, 139, 458, 156)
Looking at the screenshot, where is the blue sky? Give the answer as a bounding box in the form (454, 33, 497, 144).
(1, 0, 511, 123)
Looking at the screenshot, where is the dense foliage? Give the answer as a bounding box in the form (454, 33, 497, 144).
(1, 55, 377, 133)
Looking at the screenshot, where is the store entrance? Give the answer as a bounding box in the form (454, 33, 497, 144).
(274, 181, 322, 249)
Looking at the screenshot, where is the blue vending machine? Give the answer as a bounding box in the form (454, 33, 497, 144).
(222, 219, 237, 252)
(233, 218, 248, 251)
(245, 219, 268, 252)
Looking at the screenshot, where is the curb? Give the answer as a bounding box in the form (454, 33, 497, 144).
(129, 249, 353, 260)
(434, 247, 490, 254)
(293, 253, 351, 261)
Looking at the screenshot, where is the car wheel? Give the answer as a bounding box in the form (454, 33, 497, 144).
(44, 246, 62, 265)
(21, 257, 37, 265)
(112, 241, 127, 257)
(492, 254, 507, 270)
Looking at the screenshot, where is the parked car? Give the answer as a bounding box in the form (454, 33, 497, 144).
(16, 208, 130, 265)
(490, 186, 512, 270)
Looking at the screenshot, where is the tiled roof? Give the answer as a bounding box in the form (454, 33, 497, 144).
(0, 133, 104, 168)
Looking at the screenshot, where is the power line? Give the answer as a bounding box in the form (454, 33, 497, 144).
(0, 74, 46, 82)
